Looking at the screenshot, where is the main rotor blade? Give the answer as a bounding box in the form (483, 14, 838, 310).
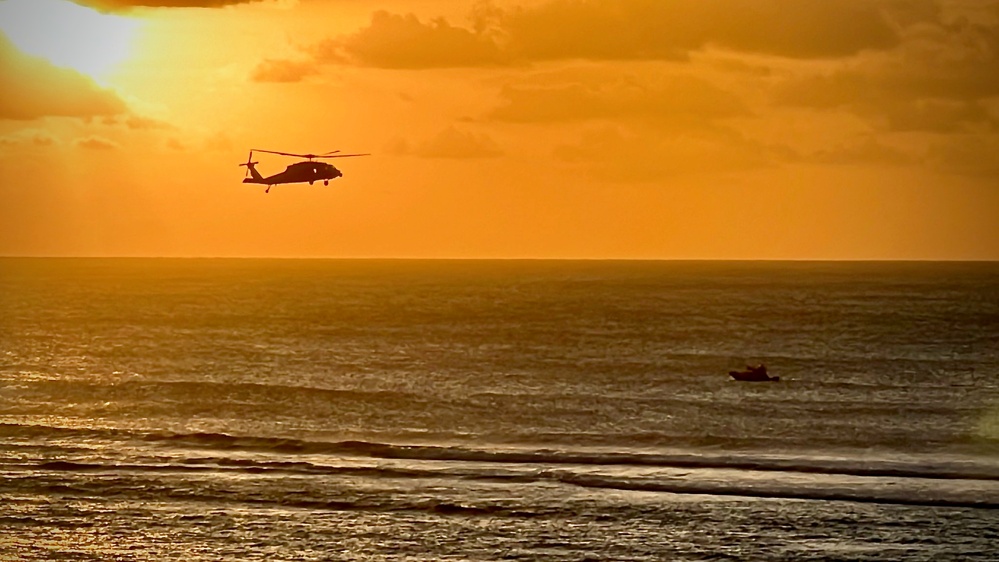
(250, 149, 367, 159)
(252, 149, 313, 158)
(251, 149, 347, 159)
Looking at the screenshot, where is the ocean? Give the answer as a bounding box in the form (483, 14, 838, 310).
(1, 258, 998, 561)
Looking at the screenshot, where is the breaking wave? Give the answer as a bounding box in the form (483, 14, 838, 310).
(9, 458, 999, 511)
(5, 422, 999, 484)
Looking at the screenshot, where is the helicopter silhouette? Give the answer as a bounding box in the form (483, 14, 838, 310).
(240, 149, 369, 193)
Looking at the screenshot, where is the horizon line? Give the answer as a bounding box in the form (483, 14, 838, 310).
(1, 255, 997, 263)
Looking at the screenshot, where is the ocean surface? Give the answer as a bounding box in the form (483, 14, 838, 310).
(1, 258, 998, 561)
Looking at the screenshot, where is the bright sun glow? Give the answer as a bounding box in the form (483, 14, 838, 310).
(0, 0, 140, 82)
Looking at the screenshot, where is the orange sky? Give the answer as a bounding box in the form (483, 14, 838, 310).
(1, 0, 997, 259)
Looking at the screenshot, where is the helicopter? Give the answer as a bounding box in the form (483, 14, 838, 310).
(239, 149, 369, 193)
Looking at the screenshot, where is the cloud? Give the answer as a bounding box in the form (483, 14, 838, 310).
(390, 127, 503, 159)
(488, 71, 749, 126)
(877, 99, 993, 133)
(926, 133, 999, 177)
(0, 33, 127, 120)
(251, 58, 319, 83)
(316, 11, 505, 68)
(0, 129, 57, 147)
(806, 136, 916, 166)
(324, 0, 926, 69)
(553, 125, 777, 183)
(305, 0, 998, 181)
(71, 0, 265, 11)
(776, 75, 996, 133)
(124, 115, 172, 130)
(497, 0, 904, 62)
(100, 114, 174, 130)
(75, 136, 119, 150)
(774, 13, 999, 133)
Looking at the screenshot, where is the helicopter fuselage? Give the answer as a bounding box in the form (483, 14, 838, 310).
(244, 161, 343, 187)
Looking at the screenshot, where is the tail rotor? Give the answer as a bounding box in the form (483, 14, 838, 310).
(239, 151, 259, 178)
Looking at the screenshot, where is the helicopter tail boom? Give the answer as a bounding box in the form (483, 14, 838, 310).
(241, 164, 264, 183)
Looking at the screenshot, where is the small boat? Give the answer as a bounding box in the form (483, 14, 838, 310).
(729, 365, 779, 382)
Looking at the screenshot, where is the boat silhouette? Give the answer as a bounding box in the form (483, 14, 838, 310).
(729, 364, 779, 382)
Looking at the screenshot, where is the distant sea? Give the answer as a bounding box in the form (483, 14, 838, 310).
(2, 258, 998, 561)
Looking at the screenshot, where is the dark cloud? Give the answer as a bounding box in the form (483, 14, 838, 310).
(780, 20, 999, 104)
(326, 0, 926, 69)
(499, 0, 907, 62)
(492, 0, 689, 62)
(895, 20, 999, 99)
(0, 33, 127, 120)
(71, 0, 265, 12)
(774, 74, 995, 133)
(774, 15, 999, 133)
